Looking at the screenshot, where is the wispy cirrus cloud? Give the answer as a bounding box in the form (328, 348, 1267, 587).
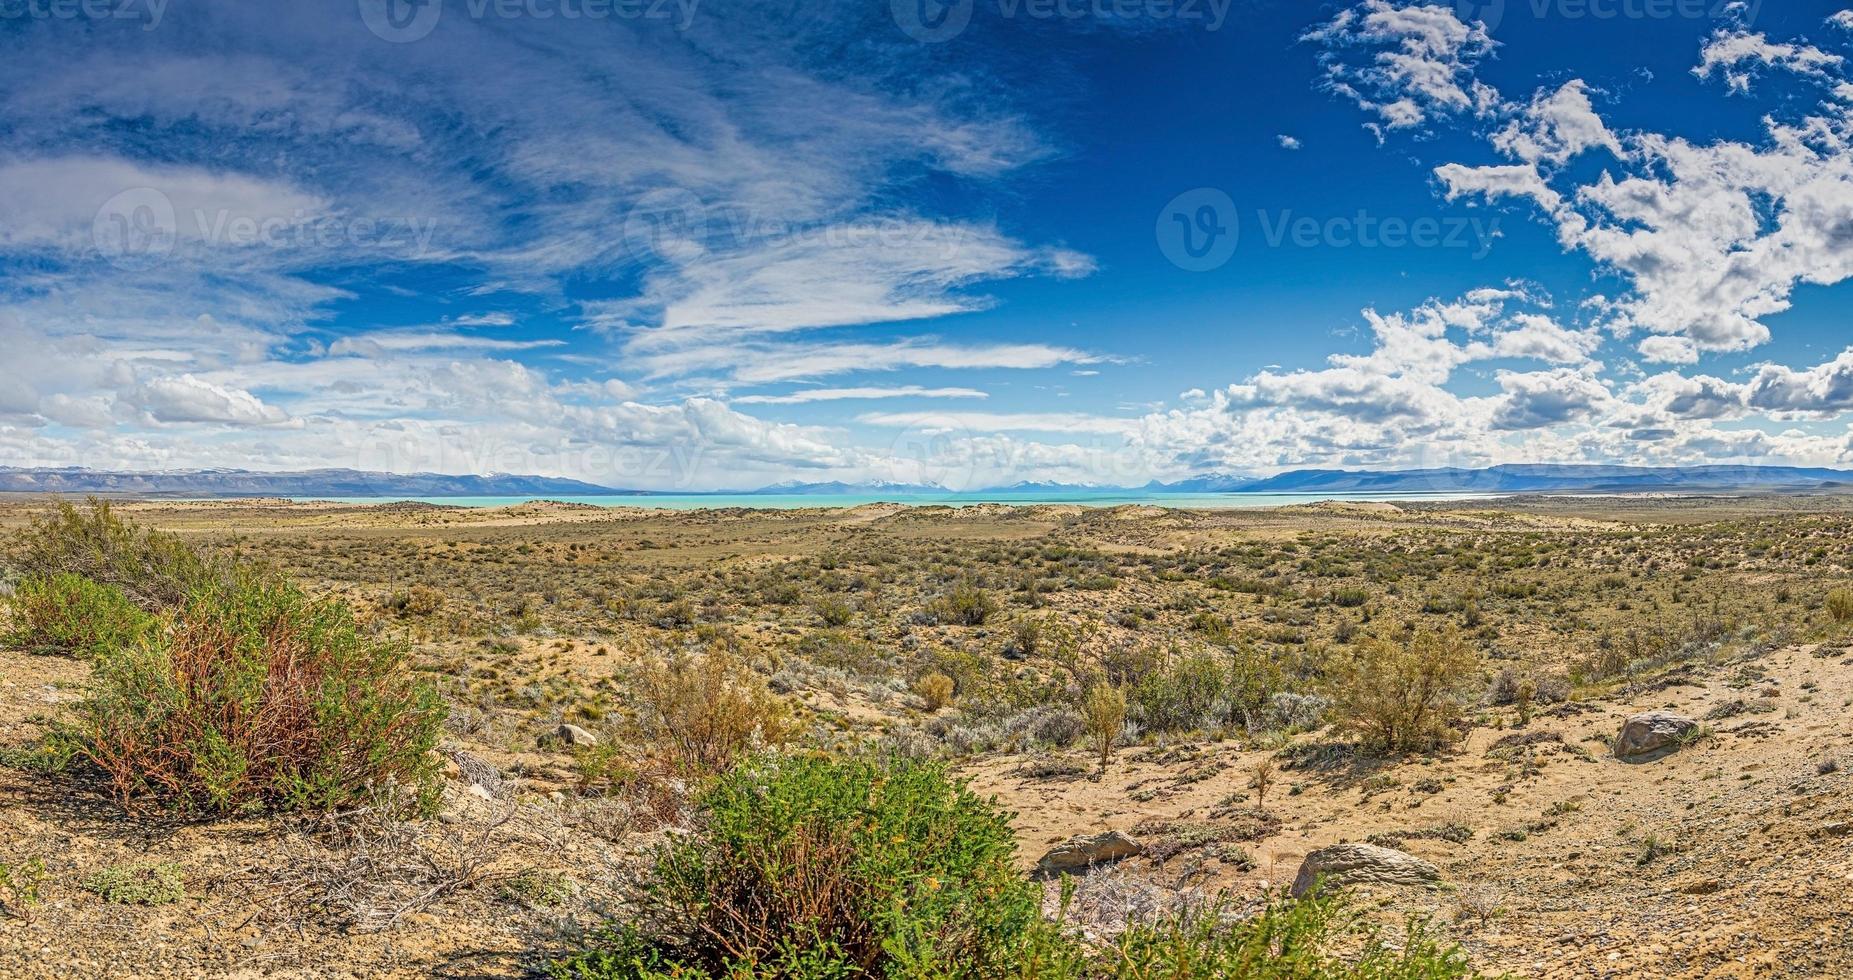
(734, 386, 989, 405)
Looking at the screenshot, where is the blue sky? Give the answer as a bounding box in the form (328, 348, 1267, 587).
(3, 0, 1853, 489)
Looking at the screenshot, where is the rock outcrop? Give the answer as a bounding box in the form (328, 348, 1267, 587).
(548, 723, 599, 748)
(1614, 711, 1698, 760)
(1035, 831, 1141, 875)
(1290, 842, 1439, 897)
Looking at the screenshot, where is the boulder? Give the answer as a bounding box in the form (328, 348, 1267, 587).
(1290, 842, 1439, 897)
(1613, 711, 1698, 760)
(1035, 831, 1142, 875)
(548, 723, 599, 748)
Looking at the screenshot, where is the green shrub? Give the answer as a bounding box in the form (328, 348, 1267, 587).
(15, 499, 211, 609)
(1099, 891, 1473, 979)
(553, 755, 1484, 980)
(76, 570, 446, 815)
(923, 581, 1000, 626)
(811, 595, 855, 627)
(0, 857, 46, 919)
(552, 754, 1043, 979)
(1130, 651, 1229, 734)
(1329, 629, 1478, 754)
(3, 573, 156, 658)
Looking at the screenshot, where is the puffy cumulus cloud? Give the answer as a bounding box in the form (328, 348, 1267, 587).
(1745, 349, 1853, 414)
(1435, 162, 1564, 212)
(1490, 369, 1613, 430)
(1635, 372, 1747, 422)
(1488, 314, 1603, 364)
(1411, 15, 1853, 363)
(1491, 81, 1622, 166)
(133, 375, 292, 427)
(1303, 0, 1499, 138)
(1695, 30, 1844, 92)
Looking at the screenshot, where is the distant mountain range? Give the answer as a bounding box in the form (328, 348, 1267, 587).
(2, 463, 1851, 499)
(0, 467, 620, 498)
(1168, 464, 1853, 494)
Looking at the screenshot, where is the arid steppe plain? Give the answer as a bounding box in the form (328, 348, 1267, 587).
(1, 494, 1850, 978)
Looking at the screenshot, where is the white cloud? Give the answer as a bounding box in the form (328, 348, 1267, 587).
(735, 386, 988, 405)
(1695, 30, 1843, 92)
(1304, 0, 1499, 137)
(1436, 162, 1564, 211)
(635, 339, 1103, 386)
(1491, 81, 1621, 165)
(1746, 348, 1853, 414)
(858, 410, 1140, 435)
(134, 374, 292, 426)
(1490, 369, 1612, 430)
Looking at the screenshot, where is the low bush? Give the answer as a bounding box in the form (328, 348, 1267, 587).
(15, 498, 211, 609)
(922, 581, 1000, 626)
(3, 573, 156, 658)
(76, 570, 446, 815)
(1329, 629, 1478, 754)
(1082, 684, 1127, 769)
(552, 755, 1483, 980)
(552, 754, 1043, 978)
(629, 648, 790, 774)
(1828, 587, 1853, 623)
(916, 671, 956, 711)
(384, 584, 445, 618)
(1101, 891, 1473, 979)
(82, 862, 185, 905)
